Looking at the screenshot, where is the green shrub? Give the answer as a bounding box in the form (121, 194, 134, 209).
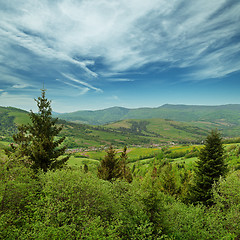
(0, 168, 165, 239)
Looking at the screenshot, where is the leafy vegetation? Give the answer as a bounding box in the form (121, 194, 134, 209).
(1, 146, 240, 239)
(98, 145, 132, 183)
(1, 99, 240, 238)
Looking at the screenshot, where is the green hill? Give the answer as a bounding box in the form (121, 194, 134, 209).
(58, 107, 130, 124)
(105, 118, 212, 143)
(0, 107, 30, 140)
(57, 104, 240, 125)
(1, 105, 240, 148)
(58, 118, 209, 148)
(0, 106, 210, 147)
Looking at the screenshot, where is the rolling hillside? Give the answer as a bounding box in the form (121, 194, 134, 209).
(57, 104, 240, 125)
(105, 118, 210, 143)
(0, 106, 212, 147)
(0, 107, 30, 140)
(1, 105, 240, 148)
(50, 118, 211, 147)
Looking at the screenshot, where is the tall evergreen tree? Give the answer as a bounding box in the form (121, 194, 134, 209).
(191, 129, 227, 205)
(11, 89, 69, 172)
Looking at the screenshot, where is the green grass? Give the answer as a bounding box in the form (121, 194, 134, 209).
(127, 147, 161, 162)
(0, 141, 11, 146)
(9, 112, 30, 125)
(67, 155, 100, 175)
(172, 157, 198, 170)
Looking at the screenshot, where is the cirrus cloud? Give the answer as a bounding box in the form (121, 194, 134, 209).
(0, 0, 240, 111)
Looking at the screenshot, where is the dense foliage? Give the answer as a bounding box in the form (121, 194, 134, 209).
(1, 154, 240, 239)
(97, 145, 133, 182)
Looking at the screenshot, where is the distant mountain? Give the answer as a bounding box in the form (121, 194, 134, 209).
(57, 104, 240, 125)
(0, 106, 209, 146)
(58, 107, 130, 125)
(1, 104, 240, 148)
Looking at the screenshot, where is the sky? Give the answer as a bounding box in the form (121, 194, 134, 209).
(0, 0, 240, 113)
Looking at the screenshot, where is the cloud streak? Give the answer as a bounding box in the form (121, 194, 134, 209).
(56, 78, 90, 96)
(61, 73, 103, 93)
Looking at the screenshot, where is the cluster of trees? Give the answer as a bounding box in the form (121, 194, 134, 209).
(0, 90, 238, 239)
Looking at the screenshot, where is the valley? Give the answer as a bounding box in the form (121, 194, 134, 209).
(1, 104, 240, 150)
(1, 103, 240, 239)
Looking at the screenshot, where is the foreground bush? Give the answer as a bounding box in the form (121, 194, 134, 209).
(0, 167, 167, 239)
(1, 158, 239, 239)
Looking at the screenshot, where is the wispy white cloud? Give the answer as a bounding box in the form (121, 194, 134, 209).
(12, 83, 30, 89)
(111, 95, 120, 101)
(0, 66, 32, 88)
(106, 95, 120, 101)
(56, 78, 90, 96)
(0, 0, 239, 94)
(107, 78, 134, 82)
(0, 22, 97, 77)
(61, 73, 103, 93)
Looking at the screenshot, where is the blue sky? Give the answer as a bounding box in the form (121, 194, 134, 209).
(0, 0, 240, 113)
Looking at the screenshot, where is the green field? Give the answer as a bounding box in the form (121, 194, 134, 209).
(64, 142, 240, 180)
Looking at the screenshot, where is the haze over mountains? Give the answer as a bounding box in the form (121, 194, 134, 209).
(56, 104, 240, 125)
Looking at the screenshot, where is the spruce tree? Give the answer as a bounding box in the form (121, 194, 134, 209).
(97, 145, 121, 181)
(192, 129, 227, 205)
(11, 89, 69, 172)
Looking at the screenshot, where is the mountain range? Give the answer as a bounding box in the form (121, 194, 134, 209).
(1, 104, 240, 147)
(56, 104, 240, 125)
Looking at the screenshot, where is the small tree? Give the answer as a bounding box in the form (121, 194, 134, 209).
(119, 146, 133, 183)
(191, 129, 227, 205)
(160, 163, 177, 196)
(97, 145, 121, 181)
(10, 89, 69, 172)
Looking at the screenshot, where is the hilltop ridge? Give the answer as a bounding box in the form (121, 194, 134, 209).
(56, 104, 240, 125)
